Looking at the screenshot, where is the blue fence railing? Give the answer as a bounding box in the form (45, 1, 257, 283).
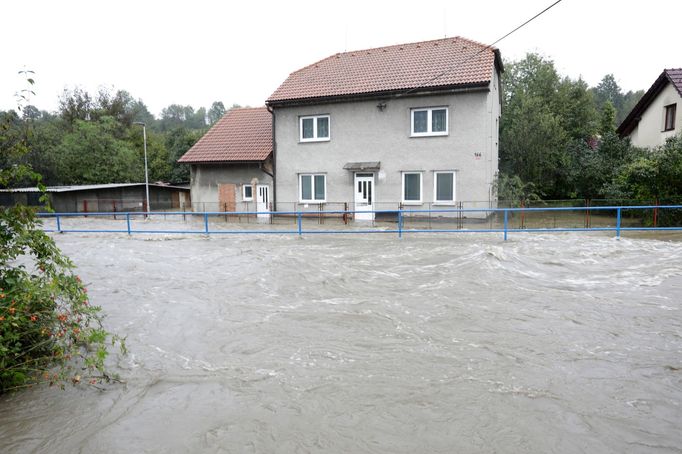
(36, 205, 682, 240)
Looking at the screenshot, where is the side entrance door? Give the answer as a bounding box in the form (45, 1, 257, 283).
(354, 173, 374, 221)
(256, 184, 270, 221)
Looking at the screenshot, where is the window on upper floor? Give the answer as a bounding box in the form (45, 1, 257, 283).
(411, 107, 448, 137)
(299, 174, 326, 203)
(402, 171, 422, 204)
(664, 104, 676, 131)
(300, 115, 330, 142)
(433, 171, 456, 204)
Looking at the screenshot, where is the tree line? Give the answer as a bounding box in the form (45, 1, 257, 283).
(1, 86, 236, 187)
(2, 58, 681, 204)
(499, 53, 681, 203)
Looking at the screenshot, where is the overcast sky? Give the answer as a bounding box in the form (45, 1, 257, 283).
(2, 0, 680, 116)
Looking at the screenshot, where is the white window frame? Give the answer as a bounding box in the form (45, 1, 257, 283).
(410, 107, 448, 137)
(401, 171, 423, 205)
(433, 171, 456, 205)
(299, 173, 327, 203)
(299, 115, 331, 142)
(242, 184, 253, 201)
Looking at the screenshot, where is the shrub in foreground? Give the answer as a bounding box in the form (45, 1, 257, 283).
(0, 202, 125, 392)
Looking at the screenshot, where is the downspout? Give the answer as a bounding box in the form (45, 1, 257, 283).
(266, 105, 276, 210)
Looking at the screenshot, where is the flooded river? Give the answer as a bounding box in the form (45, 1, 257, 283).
(1, 230, 681, 453)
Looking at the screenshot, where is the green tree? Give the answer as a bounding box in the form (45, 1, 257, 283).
(129, 99, 156, 127)
(54, 117, 142, 184)
(165, 127, 201, 183)
(20, 112, 64, 185)
(494, 172, 542, 206)
(554, 77, 598, 140)
(127, 127, 171, 182)
(500, 54, 575, 198)
(500, 95, 569, 198)
(599, 100, 617, 136)
(591, 74, 644, 126)
(607, 136, 682, 200)
(592, 74, 622, 111)
(207, 101, 226, 125)
(58, 87, 93, 126)
(159, 104, 199, 131)
(619, 89, 646, 125)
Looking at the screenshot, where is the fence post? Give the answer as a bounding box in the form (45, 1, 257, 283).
(204, 212, 209, 234)
(56, 214, 62, 233)
(398, 210, 403, 238)
(616, 207, 621, 238)
(297, 212, 303, 236)
(503, 209, 509, 241)
(126, 213, 131, 235)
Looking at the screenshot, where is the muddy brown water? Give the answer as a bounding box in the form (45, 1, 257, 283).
(1, 228, 681, 453)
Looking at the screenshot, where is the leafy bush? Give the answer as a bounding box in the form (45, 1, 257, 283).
(1, 74, 124, 393)
(0, 203, 124, 392)
(494, 172, 543, 207)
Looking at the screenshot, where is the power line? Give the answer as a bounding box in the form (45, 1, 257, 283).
(398, 0, 564, 97)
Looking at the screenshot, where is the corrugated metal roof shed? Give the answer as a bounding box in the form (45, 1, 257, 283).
(0, 183, 189, 193)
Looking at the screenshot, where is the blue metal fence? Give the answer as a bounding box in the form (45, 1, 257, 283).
(37, 205, 682, 240)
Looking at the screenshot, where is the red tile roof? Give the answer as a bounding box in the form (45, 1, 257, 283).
(267, 37, 500, 104)
(667, 68, 682, 96)
(617, 68, 682, 137)
(178, 107, 272, 163)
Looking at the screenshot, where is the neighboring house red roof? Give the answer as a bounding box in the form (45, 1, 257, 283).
(267, 36, 502, 105)
(617, 68, 682, 137)
(178, 107, 272, 163)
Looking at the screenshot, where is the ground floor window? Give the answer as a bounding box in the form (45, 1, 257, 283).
(402, 172, 422, 204)
(433, 171, 455, 204)
(299, 174, 326, 202)
(242, 184, 253, 201)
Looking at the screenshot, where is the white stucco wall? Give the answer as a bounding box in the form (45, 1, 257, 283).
(273, 83, 501, 214)
(629, 82, 681, 148)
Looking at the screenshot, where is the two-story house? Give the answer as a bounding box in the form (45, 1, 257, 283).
(618, 68, 682, 148)
(181, 37, 502, 220)
(265, 36, 502, 220)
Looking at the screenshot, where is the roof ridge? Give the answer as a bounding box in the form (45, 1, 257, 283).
(284, 36, 494, 78)
(335, 36, 493, 57)
(227, 106, 269, 111)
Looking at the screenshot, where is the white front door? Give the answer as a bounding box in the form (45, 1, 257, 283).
(256, 185, 270, 221)
(354, 173, 374, 221)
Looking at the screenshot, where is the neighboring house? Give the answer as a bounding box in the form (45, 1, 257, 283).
(0, 183, 189, 212)
(265, 36, 502, 219)
(618, 68, 682, 148)
(178, 107, 273, 213)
